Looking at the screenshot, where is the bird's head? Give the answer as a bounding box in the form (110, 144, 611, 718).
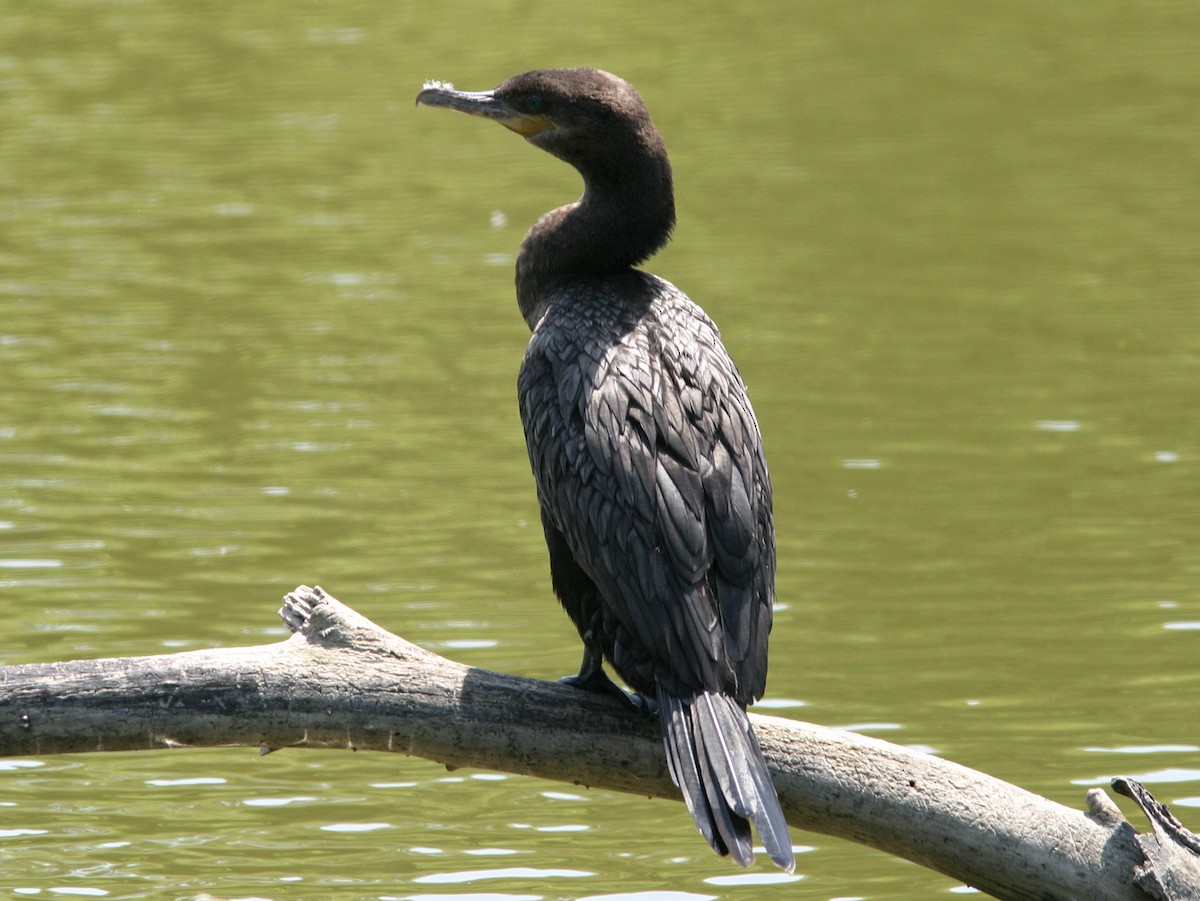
(416, 68, 662, 180)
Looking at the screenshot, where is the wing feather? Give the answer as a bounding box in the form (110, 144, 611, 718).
(518, 274, 773, 700)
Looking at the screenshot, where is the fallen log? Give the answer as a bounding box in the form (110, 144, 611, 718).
(0, 585, 1194, 901)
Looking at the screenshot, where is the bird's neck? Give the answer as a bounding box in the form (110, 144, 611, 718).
(516, 155, 675, 329)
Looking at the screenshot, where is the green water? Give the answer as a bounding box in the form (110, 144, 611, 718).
(2, 2, 1197, 898)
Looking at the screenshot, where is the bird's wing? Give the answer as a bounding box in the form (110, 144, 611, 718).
(519, 279, 774, 701)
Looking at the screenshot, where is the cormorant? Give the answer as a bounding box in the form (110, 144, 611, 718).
(417, 68, 793, 872)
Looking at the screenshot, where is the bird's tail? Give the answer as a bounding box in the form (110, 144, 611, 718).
(658, 687, 795, 872)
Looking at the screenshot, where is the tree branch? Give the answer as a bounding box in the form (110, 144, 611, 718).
(0, 585, 1192, 901)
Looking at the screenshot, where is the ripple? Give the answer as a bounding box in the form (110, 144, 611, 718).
(906, 744, 940, 755)
(1082, 745, 1199, 754)
(243, 795, 318, 807)
(413, 867, 593, 884)
(842, 458, 881, 469)
(145, 777, 226, 787)
(0, 761, 45, 772)
(704, 872, 803, 886)
(1073, 767, 1200, 787)
(320, 822, 392, 833)
(839, 722, 903, 733)
(752, 697, 808, 709)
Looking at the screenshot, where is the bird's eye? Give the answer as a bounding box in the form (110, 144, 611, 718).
(522, 95, 544, 113)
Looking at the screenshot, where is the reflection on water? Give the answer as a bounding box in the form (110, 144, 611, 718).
(2, 0, 1198, 898)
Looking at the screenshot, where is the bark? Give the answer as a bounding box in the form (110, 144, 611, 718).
(0, 585, 1193, 901)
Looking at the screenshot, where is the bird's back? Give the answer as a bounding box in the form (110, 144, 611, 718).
(518, 270, 775, 704)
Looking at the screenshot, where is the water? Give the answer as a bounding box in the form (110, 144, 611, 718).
(2, 1, 1198, 898)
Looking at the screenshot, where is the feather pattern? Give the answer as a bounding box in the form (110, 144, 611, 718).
(421, 66, 793, 872)
(519, 270, 792, 871)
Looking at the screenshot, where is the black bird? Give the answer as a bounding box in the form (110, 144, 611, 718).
(417, 68, 793, 872)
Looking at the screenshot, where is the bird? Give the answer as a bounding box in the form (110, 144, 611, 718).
(416, 68, 793, 872)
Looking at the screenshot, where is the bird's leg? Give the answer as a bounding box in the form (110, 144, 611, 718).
(560, 649, 658, 717)
(559, 643, 622, 695)
(559, 645, 653, 715)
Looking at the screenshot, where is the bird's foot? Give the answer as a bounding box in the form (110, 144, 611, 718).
(558, 670, 653, 716)
(558, 667, 624, 697)
(629, 691, 658, 718)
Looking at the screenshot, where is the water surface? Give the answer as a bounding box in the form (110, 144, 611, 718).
(1, 2, 1197, 898)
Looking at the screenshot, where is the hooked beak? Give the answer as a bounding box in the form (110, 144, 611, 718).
(416, 81, 553, 137)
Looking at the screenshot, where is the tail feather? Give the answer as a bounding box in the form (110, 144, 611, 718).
(658, 686, 795, 873)
(693, 692, 761, 819)
(660, 691, 743, 860)
(738, 713, 795, 872)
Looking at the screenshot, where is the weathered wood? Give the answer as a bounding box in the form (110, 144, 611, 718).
(0, 584, 1189, 901)
(1113, 778, 1200, 900)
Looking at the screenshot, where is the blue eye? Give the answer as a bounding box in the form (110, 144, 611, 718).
(523, 95, 544, 113)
